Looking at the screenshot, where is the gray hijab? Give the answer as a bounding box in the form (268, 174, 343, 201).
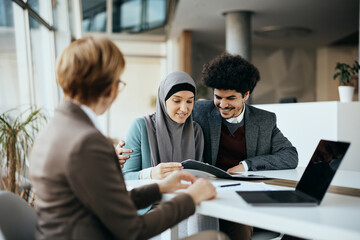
(144, 71, 204, 166)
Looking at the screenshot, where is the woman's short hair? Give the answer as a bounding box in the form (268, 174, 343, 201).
(56, 36, 125, 104)
(201, 52, 260, 96)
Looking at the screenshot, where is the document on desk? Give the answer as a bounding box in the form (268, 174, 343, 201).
(182, 160, 271, 180)
(213, 181, 276, 192)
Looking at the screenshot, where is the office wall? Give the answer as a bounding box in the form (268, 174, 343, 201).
(190, 43, 317, 104)
(252, 48, 316, 104)
(316, 46, 358, 101)
(256, 102, 360, 171)
(106, 40, 166, 141)
(191, 42, 223, 99)
(108, 56, 162, 141)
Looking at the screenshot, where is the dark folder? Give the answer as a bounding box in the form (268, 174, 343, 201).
(182, 159, 271, 180)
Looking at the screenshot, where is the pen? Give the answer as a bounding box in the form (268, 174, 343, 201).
(220, 183, 241, 188)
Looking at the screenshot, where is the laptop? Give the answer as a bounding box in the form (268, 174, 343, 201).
(237, 140, 350, 206)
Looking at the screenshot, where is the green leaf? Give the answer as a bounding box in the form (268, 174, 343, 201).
(0, 107, 47, 192)
(334, 61, 359, 85)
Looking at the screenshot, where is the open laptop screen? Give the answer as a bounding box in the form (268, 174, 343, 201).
(296, 140, 350, 202)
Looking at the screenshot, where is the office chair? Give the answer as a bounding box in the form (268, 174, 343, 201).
(0, 191, 37, 240)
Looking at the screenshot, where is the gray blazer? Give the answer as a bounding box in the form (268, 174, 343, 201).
(29, 101, 195, 240)
(193, 100, 298, 171)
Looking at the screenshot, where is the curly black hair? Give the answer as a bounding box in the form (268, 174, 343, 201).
(201, 52, 260, 95)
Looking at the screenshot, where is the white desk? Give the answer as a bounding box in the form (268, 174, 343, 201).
(127, 169, 360, 240)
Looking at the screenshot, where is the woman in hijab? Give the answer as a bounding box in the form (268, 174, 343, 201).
(121, 71, 218, 237)
(122, 71, 204, 180)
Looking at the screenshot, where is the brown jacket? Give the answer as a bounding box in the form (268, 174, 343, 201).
(29, 101, 195, 240)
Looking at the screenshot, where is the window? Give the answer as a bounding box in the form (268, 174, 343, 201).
(4, 0, 70, 114)
(0, 0, 19, 112)
(113, 0, 167, 33)
(82, 0, 107, 32)
(146, 0, 166, 29)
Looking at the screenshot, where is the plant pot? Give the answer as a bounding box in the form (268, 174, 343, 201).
(338, 86, 355, 102)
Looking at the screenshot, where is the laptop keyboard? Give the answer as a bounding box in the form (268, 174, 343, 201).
(266, 191, 315, 203)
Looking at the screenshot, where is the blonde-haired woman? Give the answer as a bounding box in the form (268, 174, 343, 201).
(29, 36, 227, 240)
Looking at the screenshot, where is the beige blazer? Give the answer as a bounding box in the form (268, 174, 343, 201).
(30, 101, 195, 240)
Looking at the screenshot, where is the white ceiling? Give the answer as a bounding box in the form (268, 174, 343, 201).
(169, 0, 359, 48)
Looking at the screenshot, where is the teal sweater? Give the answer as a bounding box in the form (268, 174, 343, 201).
(122, 118, 152, 180)
(122, 117, 204, 180)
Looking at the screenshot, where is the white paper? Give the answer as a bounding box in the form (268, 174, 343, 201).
(212, 180, 276, 192)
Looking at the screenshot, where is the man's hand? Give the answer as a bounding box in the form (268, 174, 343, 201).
(157, 171, 196, 193)
(115, 140, 132, 168)
(151, 162, 183, 179)
(227, 163, 245, 174)
(186, 178, 217, 205)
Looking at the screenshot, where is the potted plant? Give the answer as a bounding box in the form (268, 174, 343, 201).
(0, 108, 46, 193)
(333, 60, 359, 102)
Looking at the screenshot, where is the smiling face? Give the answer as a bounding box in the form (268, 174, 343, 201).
(165, 90, 195, 124)
(213, 89, 249, 119)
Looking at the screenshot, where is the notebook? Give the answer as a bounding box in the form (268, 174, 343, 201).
(181, 159, 271, 180)
(237, 140, 350, 206)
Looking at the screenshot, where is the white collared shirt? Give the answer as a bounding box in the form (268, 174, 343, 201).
(225, 104, 246, 124)
(224, 104, 248, 171)
(79, 104, 103, 133)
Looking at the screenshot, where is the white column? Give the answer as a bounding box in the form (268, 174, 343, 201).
(225, 11, 252, 61)
(72, 0, 83, 39)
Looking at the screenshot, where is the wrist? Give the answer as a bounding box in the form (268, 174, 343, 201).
(240, 161, 249, 171)
(157, 182, 165, 194)
(186, 191, 199, 205)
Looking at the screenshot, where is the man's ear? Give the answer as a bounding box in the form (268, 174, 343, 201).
(244, 91, 250, 101)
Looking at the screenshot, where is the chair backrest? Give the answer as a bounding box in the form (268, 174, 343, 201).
(0, 191, 37, 240)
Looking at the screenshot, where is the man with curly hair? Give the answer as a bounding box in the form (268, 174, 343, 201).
(192, 52, 298, 239)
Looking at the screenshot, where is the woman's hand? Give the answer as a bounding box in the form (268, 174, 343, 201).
(157, 170, 196, 193)
(115, 140, 132, 168)
(157, 171, 217, 205)
(151, 162, 183, 179)
(186, 178, 217, 205)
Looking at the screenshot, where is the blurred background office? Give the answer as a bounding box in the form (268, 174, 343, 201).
(0, 0, 359, 147)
